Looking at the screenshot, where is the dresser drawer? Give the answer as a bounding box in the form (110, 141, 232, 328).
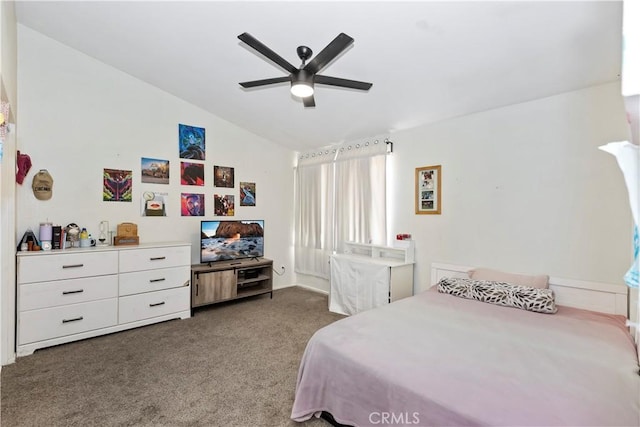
(19, 298, 118, 345)
(119, 266, 190, 296)
(118, 245, 190, 273)
(19, 275, 118, 311)
(18, 251, 119, 284)
(119, 287, 190, 324)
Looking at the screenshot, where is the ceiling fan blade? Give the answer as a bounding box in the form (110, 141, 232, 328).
(303, 95, 316, 108)
(315, 75, 372, 91)
(304, 33, 354, 75)
(239, 76, 290, 88)
(238, 33, 298, 74)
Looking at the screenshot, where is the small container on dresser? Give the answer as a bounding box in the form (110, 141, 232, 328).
(16, 242, 191, 357)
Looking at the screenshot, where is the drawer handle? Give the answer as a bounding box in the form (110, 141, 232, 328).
(62, 289, 84, 295)
(150, 256, 166, 261)
(62, 316, 83, 324)
(149, 301, 166, 307)
(149, 278, 166, 283)
(62, 264, 84, 269)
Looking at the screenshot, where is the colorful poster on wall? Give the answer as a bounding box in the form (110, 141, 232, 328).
(141, 191, 168, 216)
(178, 124, 205, 160)
(214, 166, 234, 188)
(103, 168, 132, 202)
(181, 193, 204, 216)
(180, 162, 205, 186)
(214, 194, 235, 216)
(141, 157, 170, 184)
(239, 182, 256, 206)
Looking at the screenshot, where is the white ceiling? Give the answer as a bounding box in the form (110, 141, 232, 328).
(14, 1, 623, 152)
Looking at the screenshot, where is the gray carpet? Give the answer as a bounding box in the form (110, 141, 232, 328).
(1, 287, 344, 426)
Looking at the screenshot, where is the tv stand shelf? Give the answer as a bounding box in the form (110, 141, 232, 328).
(191, 258, 273, 309)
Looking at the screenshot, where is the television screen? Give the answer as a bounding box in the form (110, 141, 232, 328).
(201, 220, 264, 263)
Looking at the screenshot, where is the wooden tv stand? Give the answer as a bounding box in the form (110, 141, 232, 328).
(190, 258, 273, 310)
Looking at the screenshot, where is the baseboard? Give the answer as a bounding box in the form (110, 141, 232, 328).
(273, 283, 329, 295)
(295, 284, 329, 295)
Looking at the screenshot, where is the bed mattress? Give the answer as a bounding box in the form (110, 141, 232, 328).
(291, 288, 640, 426)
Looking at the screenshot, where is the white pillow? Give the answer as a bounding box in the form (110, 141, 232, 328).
(467, 267, 549, 289)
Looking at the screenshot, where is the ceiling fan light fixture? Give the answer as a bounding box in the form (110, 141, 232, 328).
(238, 32, 371, 107)
(291, 82, 314, 98)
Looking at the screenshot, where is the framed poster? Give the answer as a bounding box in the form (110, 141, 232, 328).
(178, 124, 205, 160)
(181, 193, 204, 216)
(214, 166, 234, 188)
(180, 162, 204, 186)
(240, 182, 256, 206)
(214, 194, 235, 216)
(141, 157, 169, 184)
(141, 191, 168, 217)
(415, 165, 441, 214)
(103, 168, 132, 202)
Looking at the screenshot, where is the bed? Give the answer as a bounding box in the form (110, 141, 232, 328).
(291, 263, 640, 426)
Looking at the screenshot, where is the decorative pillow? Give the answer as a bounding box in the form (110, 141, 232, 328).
(468, 267, 549, 289)
(437, 277, 557, 314)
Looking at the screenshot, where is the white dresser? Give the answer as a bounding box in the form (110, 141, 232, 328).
(16, 242, 191, 356)
(329, 241, 415, 315)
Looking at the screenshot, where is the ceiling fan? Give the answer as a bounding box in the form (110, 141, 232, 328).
(237, 32, 373, 107)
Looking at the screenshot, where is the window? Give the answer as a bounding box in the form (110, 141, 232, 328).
(294, 141, 388, 279)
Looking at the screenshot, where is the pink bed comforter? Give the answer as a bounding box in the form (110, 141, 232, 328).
(291, 288, 640, 426)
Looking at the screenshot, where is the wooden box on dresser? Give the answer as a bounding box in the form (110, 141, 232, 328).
(16, 242, 191, 357)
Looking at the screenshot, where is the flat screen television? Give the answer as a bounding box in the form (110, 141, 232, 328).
(200, 220, 264, 264)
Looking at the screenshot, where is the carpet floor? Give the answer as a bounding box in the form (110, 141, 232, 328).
(1, 286, 344, 426)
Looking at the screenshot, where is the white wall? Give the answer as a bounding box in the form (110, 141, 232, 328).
(296, 82, 632, 294)
(15, 27, 295, 283)
(390, 82, 632, 292)
(0, 0, 18, 366)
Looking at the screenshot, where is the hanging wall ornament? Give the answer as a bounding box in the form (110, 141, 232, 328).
(0, 101, 10, 139)
(16, 151, 32, 185)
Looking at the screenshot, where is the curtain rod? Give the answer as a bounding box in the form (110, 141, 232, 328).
(298, 138, 392, 162)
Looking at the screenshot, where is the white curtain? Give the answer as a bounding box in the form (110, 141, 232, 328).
(294, 162, 334, 278)
(334, 155, 387, 254)
(294, 140, 388, 279)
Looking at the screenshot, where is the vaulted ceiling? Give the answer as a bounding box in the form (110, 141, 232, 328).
(15, 1, 623, 151)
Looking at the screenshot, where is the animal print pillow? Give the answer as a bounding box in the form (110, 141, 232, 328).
(437, 277, 557, 314)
